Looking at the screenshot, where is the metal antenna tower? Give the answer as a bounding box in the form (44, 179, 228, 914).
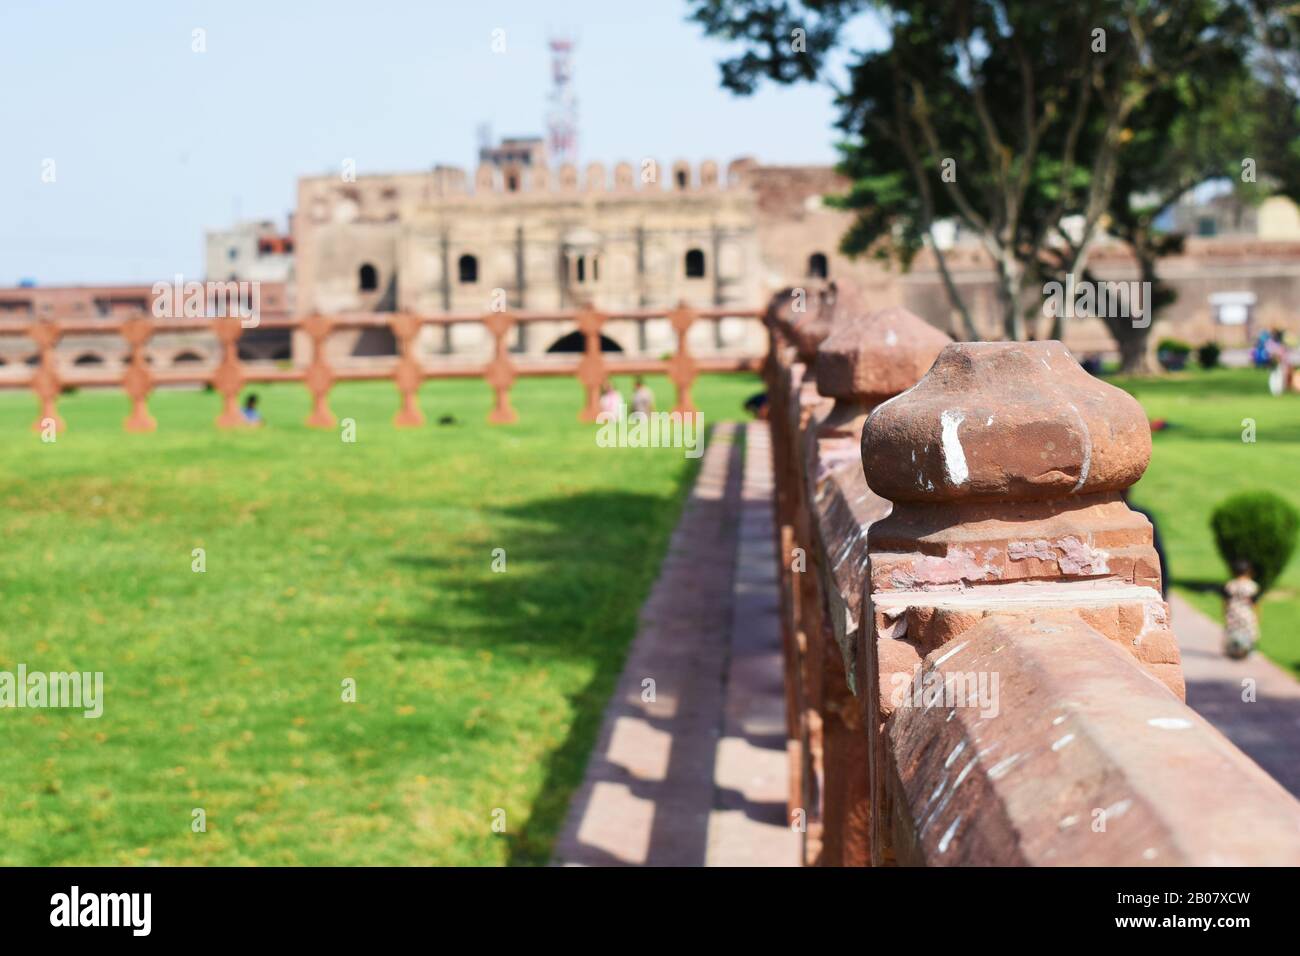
(547, 36, 578, 166)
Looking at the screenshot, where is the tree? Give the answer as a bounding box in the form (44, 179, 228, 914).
(1040, 5, 1300, 371)
(689, 0, 1270, 356)
(1044, 65, 1259, 370)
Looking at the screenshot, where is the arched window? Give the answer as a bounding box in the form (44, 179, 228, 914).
(458, 254, 478, 284)
(684, 248, 706, 278)
(808, 252, 829, 279)
(358, 263, 379, 291)
(675, 170, 688, 189)
(546, 331, 624, 353)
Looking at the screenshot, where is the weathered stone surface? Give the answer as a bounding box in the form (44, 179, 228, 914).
(863, 341, 1151, 503)
(762, 318, 1300, 868)
(887, 614, 1300, 866)
(814, 305, 951, 440)
(817, 306, 951, 405)
(790, 306, 832, 366)
(764, 283, 824, 340)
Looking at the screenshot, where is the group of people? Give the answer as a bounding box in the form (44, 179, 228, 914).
(597, 377, 656, 419)
(1254, 328, 1298, 395)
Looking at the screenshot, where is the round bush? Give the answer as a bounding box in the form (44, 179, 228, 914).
(1210, 491, 1300, 592)
(1197, 342, 1221, 369)
(1156, 338, 1192, 371)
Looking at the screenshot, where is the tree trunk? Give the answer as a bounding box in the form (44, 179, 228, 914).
(1114, 324, 1155, 374)
(995, 252, 1025, 340)
(1103, 246, 1161, 374)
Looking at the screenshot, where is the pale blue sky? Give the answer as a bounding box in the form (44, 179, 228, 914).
(0, 1, 882, 285)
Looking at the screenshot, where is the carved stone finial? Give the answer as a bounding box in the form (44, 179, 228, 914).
(816, 306, 951, 437)
(863, 341, 1151, 504)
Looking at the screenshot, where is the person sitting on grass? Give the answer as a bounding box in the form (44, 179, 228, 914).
(631, 376, 655, 419)
(1223, 559, 1260, 660)
(598, 381, 624, 420)
(242, 393, 264, 427)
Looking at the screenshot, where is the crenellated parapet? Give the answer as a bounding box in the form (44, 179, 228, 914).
(298, 158, 754, 212)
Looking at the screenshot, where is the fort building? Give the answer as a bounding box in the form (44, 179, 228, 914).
(290, 156, 892, 365)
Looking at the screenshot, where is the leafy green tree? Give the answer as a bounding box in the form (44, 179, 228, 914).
(689, 0, 1276, 356)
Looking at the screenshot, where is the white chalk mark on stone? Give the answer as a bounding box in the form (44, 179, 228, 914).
(938, 815, 962, 854)
(931, 640, 970, 669)
(1104, 799, 1133, 820)
(940, 410, 968, 486)
(952, 756, 976, 789)
(1066, 401, 1091, 493)
(944, 740, 966, 769)
(987, 753, 1022, 780)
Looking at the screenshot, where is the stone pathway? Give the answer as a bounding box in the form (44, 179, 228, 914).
(552, 421, 797, 866)
(552, 423, 1300, 863)
(1170, 593, 1300, 798)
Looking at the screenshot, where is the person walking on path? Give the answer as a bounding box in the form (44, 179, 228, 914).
(1266, 329, 1292, 396)
(1223, 560, 1261, 660)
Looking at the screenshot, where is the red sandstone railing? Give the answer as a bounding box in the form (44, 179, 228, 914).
(765, 282, 1300, 866)
(0, 306, 763, 433)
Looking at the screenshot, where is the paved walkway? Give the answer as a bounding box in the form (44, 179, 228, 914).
(553, 422, 797, 866)
(552, 426, 1300, 865)
(1170, 594, 1300, 798)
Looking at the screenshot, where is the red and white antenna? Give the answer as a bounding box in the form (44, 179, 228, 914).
(547, 36, 578, 167)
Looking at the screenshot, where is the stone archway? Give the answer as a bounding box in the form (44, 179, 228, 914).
(546, 331, 624, 353)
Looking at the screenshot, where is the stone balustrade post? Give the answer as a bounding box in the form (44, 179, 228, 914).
(121, 314, 157, 432)
(858, 341, 1181, 864)
(764, 280, 858, 862)
(575, 307, 607, 422)
(807, 306, 951, 866)
(666, 304, 699, 415)
(210, 316, 245, 429)
(301, 314, 337, 428)
(483, 311, 518, 424)
(390, 313, 426, 427)
(27, 319, 65, 435)
(760, 288, 809, 829)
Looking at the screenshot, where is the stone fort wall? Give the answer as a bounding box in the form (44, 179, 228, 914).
(291, 158, 892, 364)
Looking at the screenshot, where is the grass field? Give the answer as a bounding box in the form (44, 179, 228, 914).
(2, 362, 1295, 866)
(1117, 366, 1300, 676)
(0, 372, 759, 865)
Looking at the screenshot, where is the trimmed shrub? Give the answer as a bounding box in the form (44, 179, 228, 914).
(1197, 342, 1221, 370)
(1156, 338, 1192, 371)
(1210, 491, 1300, 592)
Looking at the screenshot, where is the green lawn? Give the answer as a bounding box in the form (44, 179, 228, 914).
(1117, 366, 1300, 676)
(3, 362, 1293, 866)
(0, 371, 759, 866)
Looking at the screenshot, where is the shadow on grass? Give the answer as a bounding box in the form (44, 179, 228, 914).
(1172, 578, 1226, 595)
(390, 476, 703, 865)
(1149, 424, 1300, 443)
(1108, 368, 1275, 399)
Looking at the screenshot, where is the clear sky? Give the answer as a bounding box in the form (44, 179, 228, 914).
(0, 1, 882, 286)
